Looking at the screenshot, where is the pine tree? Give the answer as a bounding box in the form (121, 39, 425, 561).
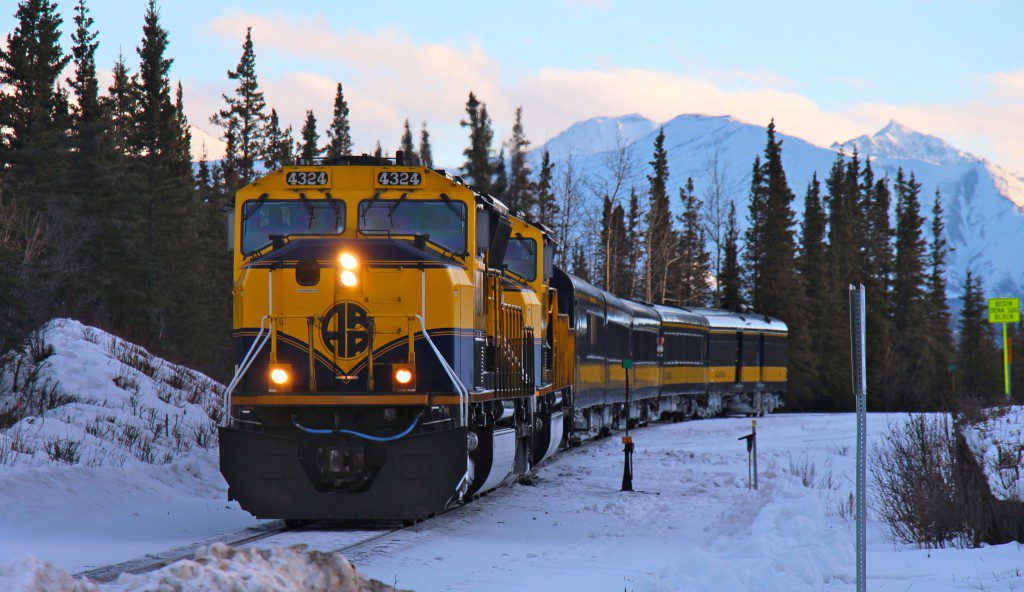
(859, 161, 897, 409)
(211, 26, 266, 186)
(891, 168, 929, 409)
(676, 178, 710, 306)
(535, 150, 557, 227)
(0, 0, 72, 215)
(795, 174, 827, 407)
(104, 52, 139, 155)
(925, 190, 953, 406)
(645, 128, 674, 303)
(571, 246, 590, 282)
(298, 110, 319, 160)
(816, 152, 858, 410)
(399, 118, 416, 160)
(418, 122, 434, 168)
(718, 200, 743, 311)
(505, 107, 534, 214)
(491, 148, 508, 203)
(373, 141, 383, 158)
(624, 188, 642, 299)
(460, 92, 493, 193)
(263, 108, 294, 170)
(743, 155, 767, 307)
(957, 270, 1001, 400)
(748, 121, 810, 409)
(135, 0, 208, 366)
(323, 82, 351, 158)
(599, 195, 614, 291)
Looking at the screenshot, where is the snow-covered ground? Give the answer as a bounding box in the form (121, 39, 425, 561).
(963, 406, 1024, 501)
(0, 319, 261, 573)
(2, 321, 1023, 590)
(298, 413, 1020, 592)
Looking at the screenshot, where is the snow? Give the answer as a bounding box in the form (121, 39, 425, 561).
(534, 114, 1024, 299)
(251, 414, 1023, 591)
(0, 544, 397, 591)
(962, 406, 1024, 501)
(2, 322, 1023, 590)
(0, 319, 261, 573)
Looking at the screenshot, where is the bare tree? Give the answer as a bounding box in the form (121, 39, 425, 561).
(552, 153, 587, 269)
(585, 135, 641, 291)
(701, 140, 741, 304)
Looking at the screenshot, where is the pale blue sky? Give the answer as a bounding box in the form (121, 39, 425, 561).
(4, 0, 1023, 170)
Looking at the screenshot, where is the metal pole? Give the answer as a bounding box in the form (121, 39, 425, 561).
(752, 419, 758, 491)
(1004, 322, 1011, 401)
(849, 284, 868, 592)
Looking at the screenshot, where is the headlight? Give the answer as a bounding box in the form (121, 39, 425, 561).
(270, 367, 289, 385)
(340, 270, 358, 287)
(393, 365, 415, 390)
(339, 252, 357, 270)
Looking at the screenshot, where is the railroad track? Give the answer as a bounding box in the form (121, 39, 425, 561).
(76, 521, 290, 583)
(76, 520, 415, 584)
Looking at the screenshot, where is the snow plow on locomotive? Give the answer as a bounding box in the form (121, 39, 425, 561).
(218, 154, 787, 523)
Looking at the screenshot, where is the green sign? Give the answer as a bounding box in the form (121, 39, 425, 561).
(988, 298, 1020, 324)
(621, 358, 633, 369)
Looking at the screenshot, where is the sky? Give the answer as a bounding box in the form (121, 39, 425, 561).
(3, 0, 1024, 172)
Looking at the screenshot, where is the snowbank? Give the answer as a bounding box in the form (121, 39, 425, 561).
(0, 319, 259, 572)
(0, 544, 400, 592)
(961, 406, 1024, 501)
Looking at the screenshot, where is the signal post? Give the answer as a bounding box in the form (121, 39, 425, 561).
(988, 298, 1020, 401)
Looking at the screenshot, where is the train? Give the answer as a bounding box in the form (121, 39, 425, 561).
(218, 153, 788, 525)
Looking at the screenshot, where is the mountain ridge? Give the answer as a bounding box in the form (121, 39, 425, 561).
(531, 113, 1024, 298)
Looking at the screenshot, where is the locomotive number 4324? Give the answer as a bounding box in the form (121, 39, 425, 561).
(286, 171, 329, 186)
(376, 170, 422, 187)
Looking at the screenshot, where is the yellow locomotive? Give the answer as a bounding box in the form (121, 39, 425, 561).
(219, 153, 787, 524)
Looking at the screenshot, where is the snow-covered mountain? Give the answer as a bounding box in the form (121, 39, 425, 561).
(532, 114, 1024, 298)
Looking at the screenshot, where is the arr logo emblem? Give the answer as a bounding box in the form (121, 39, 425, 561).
(321, 302, 373, 359)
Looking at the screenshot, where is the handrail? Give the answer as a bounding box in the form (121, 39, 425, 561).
(222, 314, 270, 426)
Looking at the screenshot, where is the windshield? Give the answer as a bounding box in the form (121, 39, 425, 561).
(505, 237, 537, 281)
(242, 200, 344, 254)
(358, 199, 467, 254)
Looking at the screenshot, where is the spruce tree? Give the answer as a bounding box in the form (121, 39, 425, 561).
(860, 161, 897, 408)
(263, 108, 294, 170)
(624, 188, 642, 299)
(136, 0, 208, 367)
(957, 270, 1001, 400)
(492, 148, 508, 203)
(323, 82, 351, 158)
(460, 92, 494, 193)
(505, 107, 534, 214)
(535, 150, 557, 227)
(418, 122, 434, 168)
(211, 26, 267, 186)
(571, 246, 590, 282)
(743, 155, 767, 307)
(298, 110, 319, 160)
(749, 121, 810, 408)
(676, 178, 710, 306)
(399, 118, 416, 159)
(0, 0, 72, 215)
(599, 195, 614, 291)
(794, 174, 827, 406)
(891, 168, 929, 409)
(645, 128, 674, 303)
(718, 200, 743, 311)
(373, 141, 383, 158)
(925, 190, 953, 406)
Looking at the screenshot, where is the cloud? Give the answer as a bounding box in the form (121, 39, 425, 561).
(564, 0, 614, 9)
(201, 12, 505, 159)
(193, 11, 1024, 173)
(830, 75, 874, 90)
(517, 67, 864, 149)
